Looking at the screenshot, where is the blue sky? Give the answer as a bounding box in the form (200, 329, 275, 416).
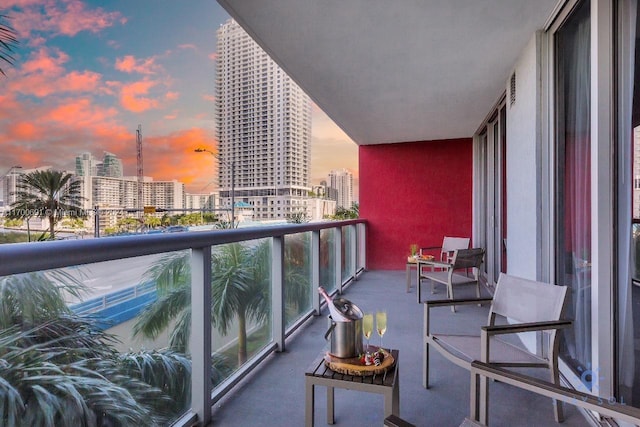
(1, 0, 357, 194)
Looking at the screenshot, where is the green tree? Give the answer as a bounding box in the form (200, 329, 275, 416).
(0, 270, 199, 425)
(144, 215, 162, 228)
(328, 202, 359, 220)
(133, 242, 272, 366)
(8, 170, 85, 240)
(0, 14, 18, 76)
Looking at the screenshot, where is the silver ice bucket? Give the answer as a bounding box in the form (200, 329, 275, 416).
(324, 298, 364, 358)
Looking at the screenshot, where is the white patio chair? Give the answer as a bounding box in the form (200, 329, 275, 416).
(424, 273, 571, 425)
(420, 236, 470, 263)
(418, 248, 485, 308)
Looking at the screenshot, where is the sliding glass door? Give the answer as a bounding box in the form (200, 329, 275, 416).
(554, 0, 592, 378)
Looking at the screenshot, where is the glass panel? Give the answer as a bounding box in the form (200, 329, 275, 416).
(554, 0, 592, 381)
(284, 232, 312, 329)
(0, 255, 192, 425)
(320, 228, 336, 292)
(210, 240, 272, 371)
(341, 225, 353, 283)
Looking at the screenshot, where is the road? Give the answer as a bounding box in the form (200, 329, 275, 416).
(62, 252, 177, 303)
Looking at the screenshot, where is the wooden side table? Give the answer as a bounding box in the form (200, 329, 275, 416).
(305, 349, 400, 426)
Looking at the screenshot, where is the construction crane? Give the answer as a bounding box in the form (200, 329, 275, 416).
(136, 124, 143, 215)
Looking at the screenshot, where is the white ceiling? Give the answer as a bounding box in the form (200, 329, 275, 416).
(218, 0, 560, 145)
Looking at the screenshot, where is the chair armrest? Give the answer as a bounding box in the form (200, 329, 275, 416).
(424, 297, 494, 337)
(479, 320, 572, 363)
(425, 297, 493, 308)
(420, 246, 442, 251)
(481, 320, 572, 336)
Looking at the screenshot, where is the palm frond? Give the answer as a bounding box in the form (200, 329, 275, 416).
(0, 272, 87, 329)
(168, 308, 191, 352)
(132, 285, 190, 341)
(141, 250, 190, 294)
(0, 14, 18, 76)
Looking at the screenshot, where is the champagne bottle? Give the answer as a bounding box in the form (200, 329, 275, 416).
(318, 286, 350, 321)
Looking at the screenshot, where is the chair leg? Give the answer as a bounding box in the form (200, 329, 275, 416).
(448, 284, 456, 313)
(550, 364, 564, 422)
(423, 340, 430, 388)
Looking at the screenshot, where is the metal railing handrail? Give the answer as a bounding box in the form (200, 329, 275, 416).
(0, 219, 364, 276)
(0, 218, 367, 426)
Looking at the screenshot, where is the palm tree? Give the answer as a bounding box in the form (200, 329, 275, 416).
(133, 242, 272, 366)
(0, 14, 18, 77)
(284, 233, 312, 326)
(211, 242, 270, 365)
(9, 169, 85, 240)
(0, 271, 197, 426)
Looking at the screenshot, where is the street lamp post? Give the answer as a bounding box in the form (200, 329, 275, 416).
(195, 149, 236, 228)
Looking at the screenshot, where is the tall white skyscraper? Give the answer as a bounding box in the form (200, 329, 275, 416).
(328, 169, 354, 209)
(216, 19, 312, 221)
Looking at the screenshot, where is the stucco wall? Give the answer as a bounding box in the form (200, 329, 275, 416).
(505, 33, 541, 280)
(359, 139, 473, 270)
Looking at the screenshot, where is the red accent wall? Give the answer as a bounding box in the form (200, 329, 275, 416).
(359, 139, 473, 270)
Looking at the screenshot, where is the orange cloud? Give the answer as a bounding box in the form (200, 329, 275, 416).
(115, 55, 160, 75)
(21, 46, 67, 75)
(208, 52, 218, 61)
(9, 48, 103, 97)
(120, 80, 160, 112)
(143, 128, 219, 191)
(10, 0, 125, 39)
(165, 91, 179, 101)
(8, 122, 42, 140)
(45, 98, 119, 128)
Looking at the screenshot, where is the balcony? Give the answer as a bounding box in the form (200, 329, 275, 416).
(210, 269, 590, 427)
(0, 220, 596, 426)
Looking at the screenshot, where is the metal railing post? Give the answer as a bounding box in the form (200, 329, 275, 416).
(358, 223, 366, 271)
(349, 224, 357, 281)
(191, 247, 212, 425)
(334, 226, 342, 294)
(312, 230, 320, 315)
(272, 235, 285, 351)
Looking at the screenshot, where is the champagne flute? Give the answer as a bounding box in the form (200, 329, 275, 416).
(363, 313, 373, 353)
(376, 310, 387, 351)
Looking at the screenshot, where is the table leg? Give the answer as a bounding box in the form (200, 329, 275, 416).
(416, 264, 422, 303)
(384, 368, 400, 417)
(405, 263, 411, 292)
(305, 380, 314, 427)
(327, 386, 335, 424)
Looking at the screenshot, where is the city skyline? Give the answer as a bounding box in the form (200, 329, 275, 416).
(0, 1, 358, 196)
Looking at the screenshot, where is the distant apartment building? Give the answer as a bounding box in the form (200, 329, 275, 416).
(307, 197, 337, 221)
(328, 169, 354, 209)
(184, 192, 218, 212)
(98, 152, 124, 178)
(216, 18, 312, 221)
(91, 176, 184, 212)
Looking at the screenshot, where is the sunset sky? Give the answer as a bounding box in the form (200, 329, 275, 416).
(0, 0, 358, 195)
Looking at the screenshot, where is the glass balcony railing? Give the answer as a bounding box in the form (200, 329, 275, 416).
(0, 220, 365, 427)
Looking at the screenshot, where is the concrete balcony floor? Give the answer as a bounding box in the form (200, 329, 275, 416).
(210, 270, 589, 427)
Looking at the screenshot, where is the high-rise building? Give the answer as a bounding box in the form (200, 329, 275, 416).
(184, 192, 218, 212)
(328, 169, 354, 209)
(98, 152, 123, 178)
(75, 152, 99, 177)
(215, 19, 312, 221)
